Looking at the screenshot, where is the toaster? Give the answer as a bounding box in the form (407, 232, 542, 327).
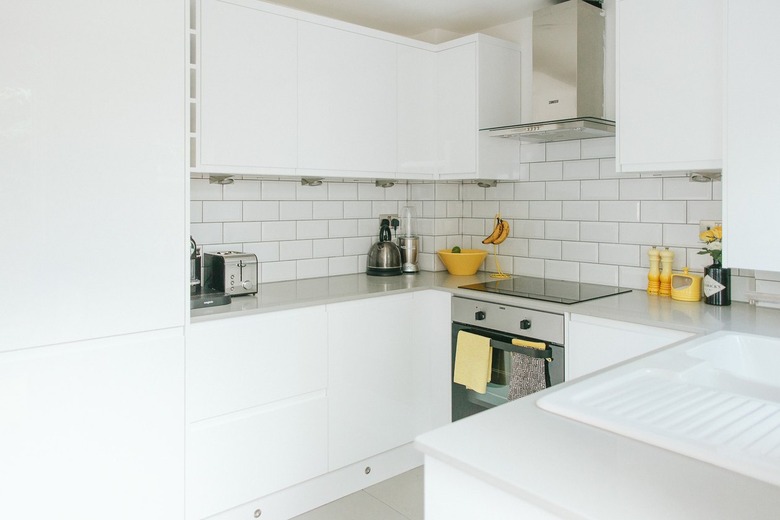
(204, 251, 258, 296)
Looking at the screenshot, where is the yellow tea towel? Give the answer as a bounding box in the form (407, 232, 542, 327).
(512, 338, 546, 350)
(453, 331, 492, 394)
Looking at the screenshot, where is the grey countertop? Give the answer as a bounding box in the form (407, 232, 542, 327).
(191, 271, 780, 337)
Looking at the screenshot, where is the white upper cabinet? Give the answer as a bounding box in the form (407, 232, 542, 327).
(0, 0, 185, 350)
(197, 0, 298, 174)
(437, 36, 523, 180)
(616, 0, 722, 174)
(723, 0, 780, 271)
(397, 44, 438, 177)
(298, 21, 398, 177)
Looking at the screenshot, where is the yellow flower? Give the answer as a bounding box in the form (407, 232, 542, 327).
(699, 229, 715, 242)
(712, 225, 722, 239)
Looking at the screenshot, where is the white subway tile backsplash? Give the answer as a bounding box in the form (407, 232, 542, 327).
(545, 220, 579, 241)
(581, 222, 619, 243)
(530, 161, 563, 181)
(313, 201, 343, 219)
(580, 262, 619, 286)
(328, 219, 359, 238)
(296, 258, 329, 279)
(662, 177, 712, 200)
(344, 201, 372, 219)
(756, 271, 780, 282)
(514, 256, 545, 277)
(581, 180, 618, 200)
(224, 222, 262, 242)
(563, 159, 600, 180)
(529, 239, 562, 260)
(600, 201, 640, 222)
(562, 201, 599, 221)
(499, 201, 529, 219)
(641, 201, 686, 223)
(686, 201, 722, 223)
(244, 201, 279, 221)
(297, 220, 329, 240)
(544, 260, 579, 282)
(581, 137, 615, 159)
(562, 241, 599, 263)
(514, 182, 546, 200)
(546, 140, 581, 161)
(312, 238, 344, 258)
(411, 183, 435, 200)
(599, 243, 640, 266)
(662, 223, 700, 248)
(224, 180, 261, 201)
(280, 201, 313, 221)
(327, 182, 358, 201)
(191, 178, 223, 200)
(619, 223, 663, 246)
(520, 142, 546, 163)
(620, 178, 663, 200)
(262, 221, 296, 241)
(529, 201, 562, 220)
(190, 140, 755, 296)
(280, 240, 312, 261)
(329, 256, 358, 276)
(513, 220, 545, 239)
(546, 181, 580, 200)
(262, 180, 297, 200)
(262, 260, 297, 283)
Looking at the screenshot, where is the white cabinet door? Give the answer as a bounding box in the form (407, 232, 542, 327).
(568, 314, 694, 380)
(616, 0, 722, 173)
(397, 44, 438, 177)
(298, 22, 397, 177)
(0, 0, 186, 351)
(437, 42, 477, 176)
(0, 329, 184, 520)
(327, 290, 451, 470)
(198, 0, 297, 174)
(187, 394, 328, 520)
(187, 306, 328, 422)
(724, 0, 780, 271)
(436, 36, 522, 180)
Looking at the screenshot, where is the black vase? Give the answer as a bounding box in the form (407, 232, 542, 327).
(703, 262, 731, 306)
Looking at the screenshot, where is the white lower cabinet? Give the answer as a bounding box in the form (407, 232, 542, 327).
(567, 314, 694, 380)
(0, 329, 185, 520)
(327, 290, 451, 470)
(186, 291, 452, 519)
(187, 394, 328, 519)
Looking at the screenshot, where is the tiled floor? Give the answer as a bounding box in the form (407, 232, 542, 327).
(291, 466, 424, 520)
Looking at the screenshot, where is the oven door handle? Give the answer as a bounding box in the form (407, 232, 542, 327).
(459, 328, 553, 361)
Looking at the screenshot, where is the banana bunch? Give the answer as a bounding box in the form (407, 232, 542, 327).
(482, 214, 510, 245)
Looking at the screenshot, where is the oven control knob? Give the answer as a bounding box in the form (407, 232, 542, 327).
(520, 319, 532, 330)
(475, 311, 486, 321)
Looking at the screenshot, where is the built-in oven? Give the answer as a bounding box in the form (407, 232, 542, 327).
(452, 296, 565, 421)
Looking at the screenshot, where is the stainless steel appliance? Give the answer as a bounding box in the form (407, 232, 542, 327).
(451, 296, 565, 421)
(204, 251, 258, 296)
(459, 275, 632, 304)
(398, 206, 419, 273)
(483, 0, 615, 142)
(190, 236, 202, 296)
(367, 219, 402, 276)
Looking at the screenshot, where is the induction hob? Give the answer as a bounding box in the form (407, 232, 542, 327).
(459, 276, 632, 304)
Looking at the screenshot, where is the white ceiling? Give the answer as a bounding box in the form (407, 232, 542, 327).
(262, 0, 561, 39)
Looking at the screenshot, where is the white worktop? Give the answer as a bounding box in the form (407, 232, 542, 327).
(192, 271, 780, 337)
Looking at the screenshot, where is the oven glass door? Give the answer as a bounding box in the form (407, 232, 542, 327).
(451, 322, 565, 421)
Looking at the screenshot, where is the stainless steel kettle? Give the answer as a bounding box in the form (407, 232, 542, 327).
(367, 219, 402, 276)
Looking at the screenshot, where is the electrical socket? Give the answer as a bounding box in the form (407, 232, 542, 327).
(379, 214, 399, 225)
(699, 220, 722, 241)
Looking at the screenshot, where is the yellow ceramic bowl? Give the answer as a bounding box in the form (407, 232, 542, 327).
(437, 249, 488, 276)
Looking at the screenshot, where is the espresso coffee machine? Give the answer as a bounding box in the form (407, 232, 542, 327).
(398, 206, 419, 273)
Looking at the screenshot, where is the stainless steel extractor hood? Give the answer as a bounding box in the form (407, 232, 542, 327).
(484, 0, 614, 143)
